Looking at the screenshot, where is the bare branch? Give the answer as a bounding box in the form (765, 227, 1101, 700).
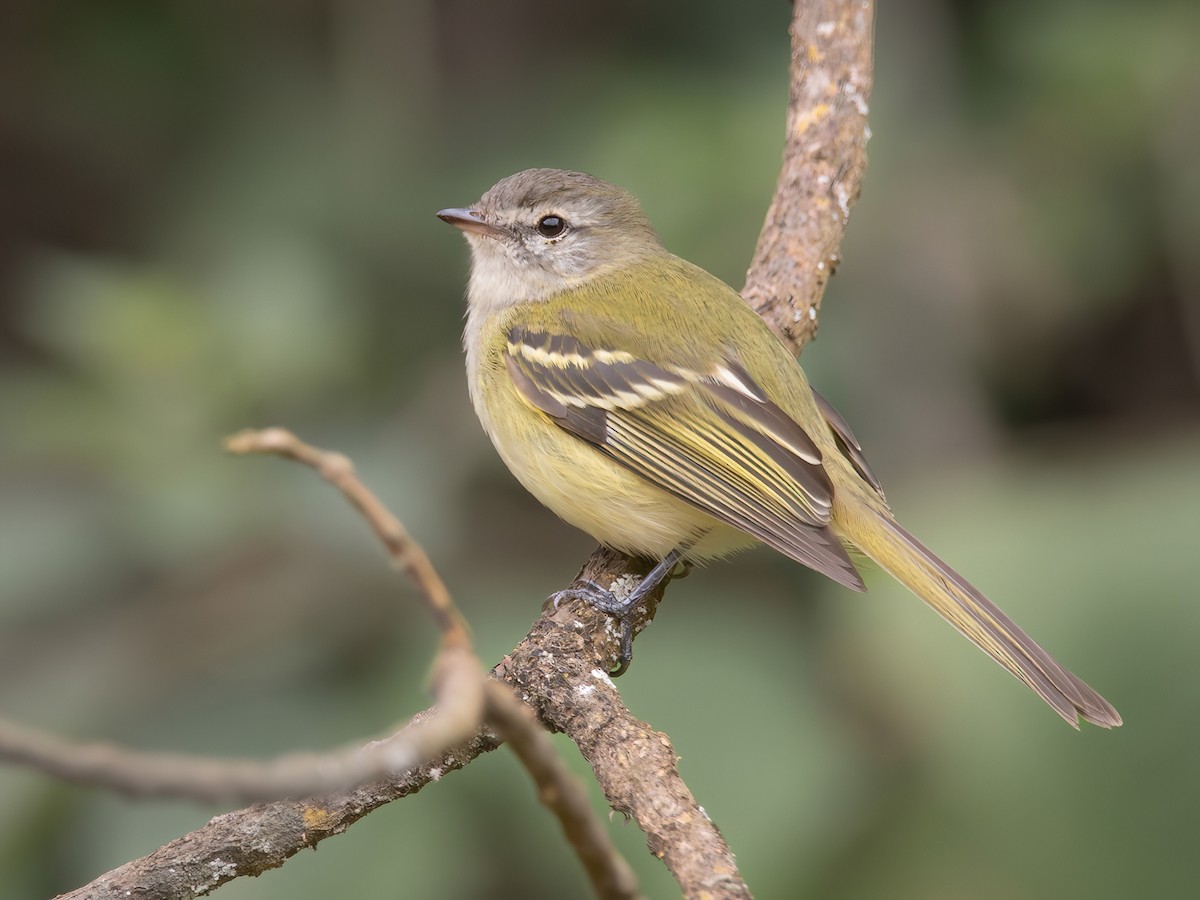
(496, 549, 753, 900)
(54, 714, 503, 900)
(57, 669, 657, 900)
(1, 646, 484, 805)
(485, 681, 643, 900)
(47, 434, 645, 898)
(743, 0, 874, 352)
(51, 558, 665, 899)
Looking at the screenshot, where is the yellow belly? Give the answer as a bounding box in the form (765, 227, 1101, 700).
(474, 361, 757, 563)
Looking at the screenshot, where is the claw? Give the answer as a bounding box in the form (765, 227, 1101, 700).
(543, 547, 690, 676)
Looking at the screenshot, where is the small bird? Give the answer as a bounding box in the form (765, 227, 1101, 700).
(438, 168, 1121, 729)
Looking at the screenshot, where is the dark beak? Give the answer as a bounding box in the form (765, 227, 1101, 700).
(436, 207, 502, 238)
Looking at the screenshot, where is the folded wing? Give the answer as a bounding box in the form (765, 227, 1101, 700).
(505, 326, 864, 590)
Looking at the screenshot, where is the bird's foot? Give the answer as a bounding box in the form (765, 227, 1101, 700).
(547, 580, 641, 676)
(545, 549, 685, 677)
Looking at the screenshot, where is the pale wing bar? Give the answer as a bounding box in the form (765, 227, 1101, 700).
(506, 327, 864, 589)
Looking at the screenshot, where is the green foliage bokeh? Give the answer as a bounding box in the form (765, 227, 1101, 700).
(1, 1, 1197, 897)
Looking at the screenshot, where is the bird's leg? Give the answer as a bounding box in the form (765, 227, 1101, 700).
(670, 558, 694, 580)
(548, 547, 687, 676)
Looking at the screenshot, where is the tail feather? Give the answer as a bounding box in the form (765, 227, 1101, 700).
(842, 509, 1121, 729)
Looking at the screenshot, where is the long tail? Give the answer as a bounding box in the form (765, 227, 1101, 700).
(838, 504, 1121, 729)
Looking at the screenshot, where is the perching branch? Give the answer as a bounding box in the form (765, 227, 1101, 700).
(226, 429, 643, 900)
(485, 681, 643, 900)
(47, 0, 875, 896)
(494, 552, 751, 900)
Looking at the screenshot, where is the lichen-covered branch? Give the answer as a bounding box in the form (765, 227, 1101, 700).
(485, 680, 644, 900)
(495, 549, 752, 900)
(743, 0, 874, 352)
(54, 713, 503, 900)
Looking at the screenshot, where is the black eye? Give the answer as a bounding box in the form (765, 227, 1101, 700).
(536, 215, 566, 238)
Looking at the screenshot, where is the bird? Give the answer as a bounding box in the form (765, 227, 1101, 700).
(438, 167, 1121, 729)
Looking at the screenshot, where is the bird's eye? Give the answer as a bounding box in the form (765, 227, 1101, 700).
(536, 215, 566, 238)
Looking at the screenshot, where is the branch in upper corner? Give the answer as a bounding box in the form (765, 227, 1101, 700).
(743, 0, 875, 353)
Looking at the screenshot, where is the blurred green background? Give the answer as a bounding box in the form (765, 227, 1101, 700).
(1, 1, 1198, 897)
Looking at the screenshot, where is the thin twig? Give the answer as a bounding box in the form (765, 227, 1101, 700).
(0, 636, 484, 805)
(1, 427, 488, 803)
(224, 427, 471, 646)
